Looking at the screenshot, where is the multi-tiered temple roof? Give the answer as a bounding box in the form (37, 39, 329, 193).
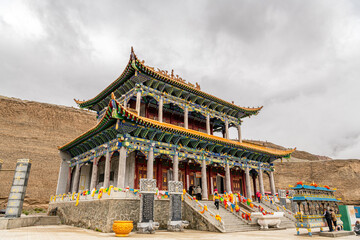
(74, 48, 262, 118)
(60, 48, 295, 163)
(60, 97, 294, 160)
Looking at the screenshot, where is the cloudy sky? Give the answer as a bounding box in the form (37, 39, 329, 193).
(1, 0, 360, 159)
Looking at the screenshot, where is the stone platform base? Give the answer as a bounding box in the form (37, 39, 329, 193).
(49, 198, 222, 233)
(167, 220, 189, 231)
(319, 231, 355, 238)
(261, 227, 287, 231)
(137, 221, 159, 233)
(0, 215, 61, 230)
(49, 198, 170, 233)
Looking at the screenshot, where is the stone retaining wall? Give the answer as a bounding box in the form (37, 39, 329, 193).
(49, 199, 174, 232)
(49, 198, 221, 233)
(183, 201, 222, 232)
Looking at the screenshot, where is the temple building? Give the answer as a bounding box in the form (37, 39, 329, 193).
(56, 48, 295, 200)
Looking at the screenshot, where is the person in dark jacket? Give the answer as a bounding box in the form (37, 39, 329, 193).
(324, 209, 333, 232)
(354, 221, 360, 235)
(189, 185, 194, 196)
(213, 189, 220, 210)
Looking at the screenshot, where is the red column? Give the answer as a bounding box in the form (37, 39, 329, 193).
(207, 166, 212, 197)
(145, 103, 149, 118)
(252, 175, 257, 197)
(242, 171, 246, 196)
(230, 170, 234, 193)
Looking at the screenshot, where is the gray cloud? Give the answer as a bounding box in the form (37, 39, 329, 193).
(0, 0, 359, 159)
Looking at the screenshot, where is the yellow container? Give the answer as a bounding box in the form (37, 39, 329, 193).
(112, 221, 133, 237)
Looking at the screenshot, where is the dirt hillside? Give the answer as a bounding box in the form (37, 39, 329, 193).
(245, 140, 332, 161)
(0, 96, 96, 209)
(0, 96, 359, 209)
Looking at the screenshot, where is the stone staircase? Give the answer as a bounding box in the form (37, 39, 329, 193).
(200, 201, 260, 232)
(229, 200, 295, 229)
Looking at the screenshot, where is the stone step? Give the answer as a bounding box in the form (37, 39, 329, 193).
(225, 227, 260, 230)
(36, 216, 61, 225)
(225, 224, 251, 227)
(225, 227, 260, 232)
(0, 216, 61, 230)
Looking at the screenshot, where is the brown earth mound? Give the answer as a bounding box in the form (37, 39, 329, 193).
(0, 96, 96, 210)
(0, 95, 358, 209)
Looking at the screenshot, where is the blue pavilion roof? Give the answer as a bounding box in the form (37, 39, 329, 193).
(291, 184, 335, 192)
(292, 196, 339, 202)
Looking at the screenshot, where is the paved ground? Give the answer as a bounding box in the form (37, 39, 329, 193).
(0, 225, 358, 240)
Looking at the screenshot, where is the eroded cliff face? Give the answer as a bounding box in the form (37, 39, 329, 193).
(0, 96, 96, 209)
(263, 160, 360, 205)
(0, 96, 358, 209)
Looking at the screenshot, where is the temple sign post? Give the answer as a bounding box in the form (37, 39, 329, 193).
(5, 159, 31, 218)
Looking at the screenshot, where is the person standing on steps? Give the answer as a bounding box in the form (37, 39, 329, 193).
(324, 208, 333, 232)
(256, 191, 262, 203)
(213, 189, 220, 210)
(196, 185, 202, 200)
(189, 185, 194, 196)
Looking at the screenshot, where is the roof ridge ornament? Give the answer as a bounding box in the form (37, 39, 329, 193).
(130, 46, 136, 61)
(140, 60, 201, 91)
